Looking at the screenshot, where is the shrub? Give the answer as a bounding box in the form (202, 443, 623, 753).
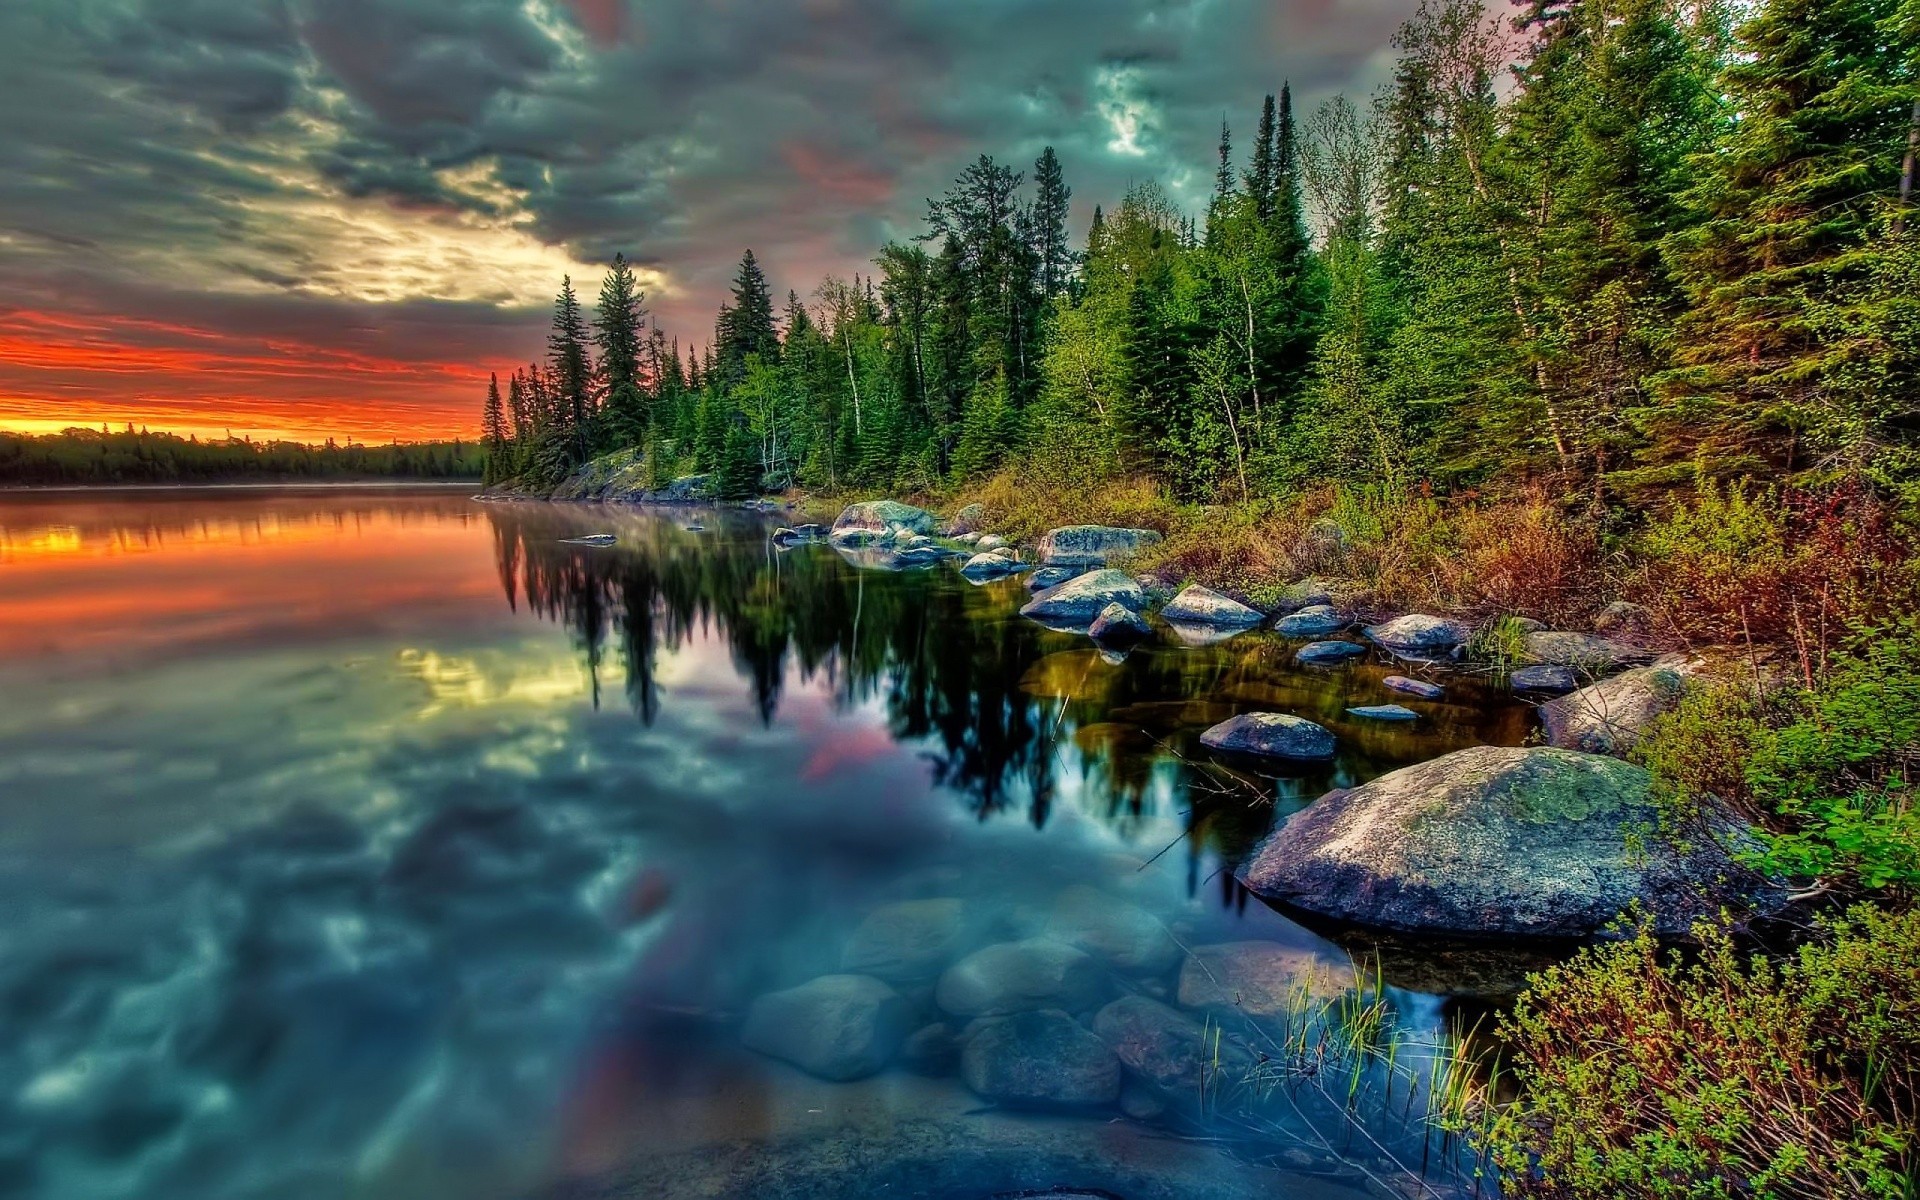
(1481, 906, 1920, 1199)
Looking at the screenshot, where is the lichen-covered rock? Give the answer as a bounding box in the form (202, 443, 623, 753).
(1044, 885, 1180, 974)
(944, 503, 987, 537)
(1272, 579, 1336, 613)
(1037, 525, 1163, 568)
(1522, 631, 1653, 672)
(1273, 604, 1346, 638)
(1541, 658, 1695, 757)
(1383, 675, 1445, 700)
(960, 1009, 1121, 1108)
(1176, 942, 1350, 1015)
(831, 500, 937, 546)
(1027, 566, 1077, 592)
(974, 534, 1008, 551)
(1295, 640, 1367, 667)
(1238, 745, 1780, 937)
(1020, 569, 1146, 626)
(1198, 713, 1336, 761)
(962, 552, 1029, 581)
(841, 898, 974, 983)
(1089, 601, 1150, 645)
(1161, 585, 1265, 629)
(740, 974, 912, 1081)
(1365, 614, 1474, 659)
(935, 939, 1108, 1018)
(1093, 995, 1250, 1096)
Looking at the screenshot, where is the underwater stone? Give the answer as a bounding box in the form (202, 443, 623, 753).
(1176, 942, 1350, 1016)
(935, 939, 1107, 1018)
(1382, 675, 1444, 700)
(1043, 886, 1180, 974)
(740, 974, 911, 1081)
(842, 898, 974, 983)
(960, 1009, 1122, 1108)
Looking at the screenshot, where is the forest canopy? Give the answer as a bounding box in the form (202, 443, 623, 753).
(0, 427, 483, 486)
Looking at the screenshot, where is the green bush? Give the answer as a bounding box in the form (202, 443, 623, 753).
(1481, 906, 1920, 1199)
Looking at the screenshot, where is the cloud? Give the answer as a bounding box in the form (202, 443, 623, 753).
(0, 0, 1420, 440)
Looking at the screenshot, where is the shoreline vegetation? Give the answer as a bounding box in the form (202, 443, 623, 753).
(0, 427, 483, 486)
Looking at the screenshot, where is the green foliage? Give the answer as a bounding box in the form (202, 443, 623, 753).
(1480, 907, 1920, 1198)
(0, 427, 483, 485)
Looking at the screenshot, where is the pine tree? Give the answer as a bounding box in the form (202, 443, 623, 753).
(480, 373, 508, 484)
(595, 253, 649, 449)
(1247, 94, 1279, 223)
(547, 276, 594, 469)
(716, 249, 779, 385)
(1031, 147, 1073, 298)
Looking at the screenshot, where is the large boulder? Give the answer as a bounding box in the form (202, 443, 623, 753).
(1274, 605, 1346, 638)
(960, 1009, 1122, 1108)
(1198, 713, 1336, 762)
(1161, 585, 1265, 630)
(1541, 658, 1695, 757)
(935, 939, 1108, 1018)
(1522, 631, 1654, 672)
(1027, 566, 1077, 592)
(1176, 942, 1351, 1016)
(841, 898, 974, 983)
(1044, 885, 1180, 974)
(1365, 614, 1474, 659)
(740, 974, 912, 1081)
(944, 503, 987, 537)
(831, 500, 937, 546)
(1020, 569, 1146, 627)
(1092, 996, 1251, 1096)
(1037, 525, 1163, 568)
(1239, 745, 1778, 937)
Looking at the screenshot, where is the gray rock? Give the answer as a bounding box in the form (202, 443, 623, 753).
(1089, 602, 1151, 645)
(960, 1009, 1122, 1108)
(1119, 1082, 1168, 1121)
(1238, 745, 1780, 937)
(1093, 995, 1251, 1096)
(1027, 566, 1077, 591)
(1365, 614, 1474, 658)
(961, 552, 1029, 581)
(657, 473, 712, 502)
(1541, 658, 1696, 757)
(830, 500, 937, 546)
(1295, 640, 1367, 667)
(975, 534, 1008, 551)
(842, 898, 974, 983)
(1273, 579, 1335, 613)
(1383, 675, 1445, 700)
(1511, 664, 1582, 695)
(935, 939, 1108, 1018)
(944, 503, 987, 537)
(892, 546, 947, 568)
(1593, 600, 1654, 637)
(1273, 604, 1346, 638)
(1346, 704, 1418, 721)
(1161, 585, 1265, 629)
(900, 1022, 960, 1075)
(1044, 885, 1180, 974)
(1037, 525, 1163, 568)
(1523, 630, 1654, 672)
(740, 974, 912, 1081)
(956, 532, 982, 546)
(1020, 569, 1147, 627)
(1198, 713, 1336, 761)
(1176, 942, 1351, 1016)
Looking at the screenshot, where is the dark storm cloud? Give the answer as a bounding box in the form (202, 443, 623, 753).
(0, 0, 1416, 437)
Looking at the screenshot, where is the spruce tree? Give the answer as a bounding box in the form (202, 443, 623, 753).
(1247, 94, 1279, 223)
(715, 250, 779, 385)
(481, 373, 508, 484)
(1031, 147, 1073, 299)
(595, 253, 649, 449)
(547, 277, 594, 469)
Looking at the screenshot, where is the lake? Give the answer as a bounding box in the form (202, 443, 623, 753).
(0, 488, 1540, 1200)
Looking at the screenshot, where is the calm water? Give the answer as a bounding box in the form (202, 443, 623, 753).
(0, 489, 1538, 1200)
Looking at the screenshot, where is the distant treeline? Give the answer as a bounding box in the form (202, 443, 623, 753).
(0, 427, 484, 485)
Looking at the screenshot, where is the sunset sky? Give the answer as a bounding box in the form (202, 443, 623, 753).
(0, 0, 1415, 444)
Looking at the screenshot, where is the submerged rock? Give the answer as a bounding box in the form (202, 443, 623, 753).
(1044, 885, 1180, 974)
(1176, 941, 1350, 1016)
(1346, 704, 1418, 722)
(1541, 658, 1696, 757)
(1239, 745, 1780, 937)
(1088, 602, 1151, 645)
(1160, 585, 1265, 630)
(830, 500, 937, 546)
(1365, 614, 1474, 659)
(1198, 713, 1336, 762)
(562, 533, 617, 546)
(1020, 569, 1146, 627)
(841, 898, 973, 983)
(935, 939, 1107, 1018)
(1273, 604, 1346, 638)
(1036, 525, 1163, 568)
(740, 974, 911, 1081)
(960, 1009, 1122, 1108)
(1383, 675, 1445, 700)
(901, 1022, 960, 1075)
(1295, 640, 1367, 667)
(1093, 995, 1251, 1097)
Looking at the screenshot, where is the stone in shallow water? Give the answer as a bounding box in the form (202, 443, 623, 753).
(1176, 942, 1350, 1016)
(1273, 604, 1346, 638)
(961, 551, 1028, 581)
(830, 500, 937, 545)
(1365, 614, 1473, 658)
(1294, 640, 1367, 667)
(1383, 675, 1445, 700)
(1036, 525, 1163, 568)
(900, 1022, 959, 1075)
(1093, 994, 1252, 1097)
(1346, 704, 1418, 722)
(1020, 569, 1146, 626)
(1510, 663, 1581, 695)
(841, 898, 973, 983)
(1198, 713, 1336, 761)
(1027, 565, 1077, 591)
(1088, 601, 1150, 645)
(960, 1009, 1122, 1108)
(1044, 885, 1180, 974)
(935, 938, 1108, 1018)
(740, 974, 911, 1081)
(1160, 584, 1265, 629)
